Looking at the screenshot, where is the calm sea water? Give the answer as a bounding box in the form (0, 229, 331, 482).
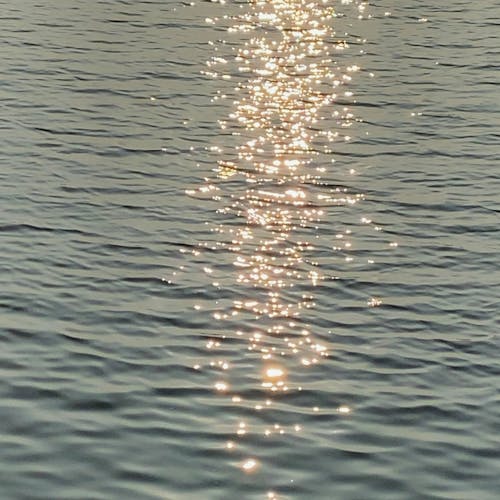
(1, 1, 499, 499)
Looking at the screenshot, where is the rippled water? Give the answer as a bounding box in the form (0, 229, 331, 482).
(1, 1, 499, 499)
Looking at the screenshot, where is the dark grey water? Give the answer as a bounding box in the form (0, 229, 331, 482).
(1, 1, 499, 499)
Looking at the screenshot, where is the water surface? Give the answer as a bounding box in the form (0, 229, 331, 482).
(1, 1, 499, 499)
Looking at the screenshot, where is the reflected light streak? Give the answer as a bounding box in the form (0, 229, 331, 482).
(200, 0, 366, 325)
(190, 0, 374, 490)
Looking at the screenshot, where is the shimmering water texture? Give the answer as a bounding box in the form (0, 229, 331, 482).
(1, 0, 499, 498)
(184, 0, 389, 493)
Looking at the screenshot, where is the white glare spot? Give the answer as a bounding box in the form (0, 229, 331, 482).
(242, 458, 258, 472)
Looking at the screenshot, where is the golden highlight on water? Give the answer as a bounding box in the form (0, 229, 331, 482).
(183, 0, 381, 495)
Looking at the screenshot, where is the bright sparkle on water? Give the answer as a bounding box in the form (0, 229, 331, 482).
(184, 0, 383, 495)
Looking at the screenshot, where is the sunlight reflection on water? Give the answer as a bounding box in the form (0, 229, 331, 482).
(185, 0, 377, 494)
